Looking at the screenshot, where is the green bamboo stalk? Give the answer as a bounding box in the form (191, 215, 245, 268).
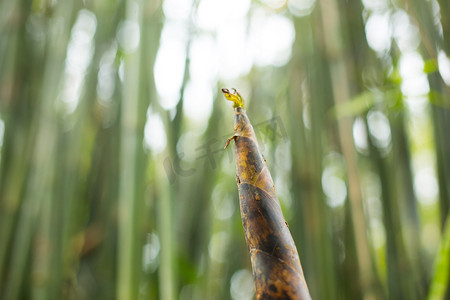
(116, 0, 144, 299)
(436, 0, 450, 55)
(366, 115, 421, 300)
(402, 0, 450, 230)
(156, 168, 175, 300)
(155, 10, 194, 300)
(80, 117, 121, 299)
(429, 77, 450, 229)
(427, 215, 450, 300)
(2, 1, 77, 299)
(288, 10, 341, 299)
(287, 17, 314, 295)
(390, 110, 428, 292)
(318, 0, 383, 297)
(0, 0, 32, 290)
(69, 2, 127, 297)
(57, 41, 103, 300)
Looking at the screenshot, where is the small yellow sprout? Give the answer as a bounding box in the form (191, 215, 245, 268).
(222, 88, 244, 108)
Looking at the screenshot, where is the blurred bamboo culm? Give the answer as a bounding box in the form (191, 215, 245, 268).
(0, 0, 449, 299)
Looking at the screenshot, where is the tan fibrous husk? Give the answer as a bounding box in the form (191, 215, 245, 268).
(224, 89, 311, 299)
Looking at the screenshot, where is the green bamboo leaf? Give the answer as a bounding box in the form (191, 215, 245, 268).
(423, 58, 439, 74)
(329, 91, 375, 119)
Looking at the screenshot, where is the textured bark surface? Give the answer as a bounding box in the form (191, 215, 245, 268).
(231, 107, 311, 300)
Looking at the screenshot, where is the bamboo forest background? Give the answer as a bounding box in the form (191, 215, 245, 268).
(1, 0, 450, 299)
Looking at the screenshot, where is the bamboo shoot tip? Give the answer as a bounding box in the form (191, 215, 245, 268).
(222, 87, 244, 108)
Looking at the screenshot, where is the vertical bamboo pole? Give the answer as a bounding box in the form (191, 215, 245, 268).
(156, 169, 175, 300)
(2, 1, 77, 299)
(366, 120, 420, 300)
(290, 11, 340, 299)
(117, 0, 143, 299)
(318, 0, 385, 298)
(0, 0, 32, 290)
(402, 0, 450, 228)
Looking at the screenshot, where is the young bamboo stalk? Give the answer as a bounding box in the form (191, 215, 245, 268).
(223, 88, 311, 300)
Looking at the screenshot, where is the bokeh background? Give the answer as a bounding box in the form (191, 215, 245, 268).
(1, 0, 449, 299)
